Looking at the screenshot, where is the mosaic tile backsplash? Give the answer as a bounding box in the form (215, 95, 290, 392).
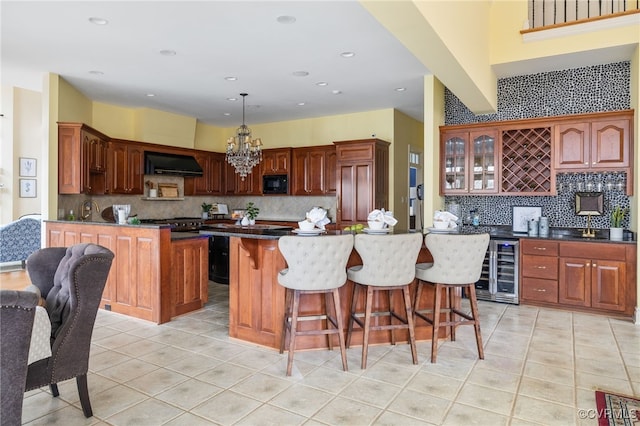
(444, 61, 632, 230)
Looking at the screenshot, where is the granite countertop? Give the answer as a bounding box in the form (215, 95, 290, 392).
(448, 225, 636, 244)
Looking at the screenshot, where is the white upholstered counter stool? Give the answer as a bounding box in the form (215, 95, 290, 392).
(277, 234, 354, 376)
(414, 233, 490, 363)
(346, 233, 423, 369)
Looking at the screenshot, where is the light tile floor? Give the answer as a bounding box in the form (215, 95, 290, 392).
(22, 282, 640, 425)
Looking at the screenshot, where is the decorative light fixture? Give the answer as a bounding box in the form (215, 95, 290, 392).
(226, 93, 263, 180)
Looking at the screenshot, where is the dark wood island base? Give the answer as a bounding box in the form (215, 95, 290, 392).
(227, 234, 442, 351)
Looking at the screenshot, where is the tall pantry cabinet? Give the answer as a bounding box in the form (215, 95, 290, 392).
(334, 139, 390, 227)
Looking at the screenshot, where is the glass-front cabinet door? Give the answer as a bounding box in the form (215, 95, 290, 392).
(442, 131, 467, 193)
(470, 130, 497, 193)
(441, 129, 498, 194)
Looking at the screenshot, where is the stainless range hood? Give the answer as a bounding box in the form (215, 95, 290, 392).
(144, 151, 203, 176)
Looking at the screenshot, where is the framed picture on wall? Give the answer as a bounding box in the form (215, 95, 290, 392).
(512, 206, 541, 233)
(19, 157, 37, 177)
(19, 179, 37, 198)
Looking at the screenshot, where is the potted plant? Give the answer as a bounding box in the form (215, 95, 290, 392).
(201, 202, 213, 219)
(245, 202, 259, 225)
(610, 205, 627, 240)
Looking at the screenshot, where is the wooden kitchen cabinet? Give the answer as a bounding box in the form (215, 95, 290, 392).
(520, 239, 559, 304)
(184, 151, 225, 195)
(107, 140, 144, 194)
(558, 242, 628, 312)
(261, 148, 291, 175)
(225, 161, 261, 195)
(520, 239, 635, 316)
(501, 126, 553, 194)
(171, 237, 209, 317)
(440, 129, 498, 195)
(335, 139, 389, 227)
(555, 114, 631, 171)
(291, 145, 337, 195)
(58, 122, 109, 194)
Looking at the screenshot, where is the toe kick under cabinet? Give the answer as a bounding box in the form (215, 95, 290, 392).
(520, 239, 636, 317)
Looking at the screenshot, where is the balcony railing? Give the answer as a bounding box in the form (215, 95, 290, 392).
(527, 0, 639, 29)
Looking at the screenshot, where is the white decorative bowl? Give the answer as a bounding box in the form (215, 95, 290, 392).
(367, 220, 385, 230)
(298, 220, 315, 231)
(433, 221, 449, 229)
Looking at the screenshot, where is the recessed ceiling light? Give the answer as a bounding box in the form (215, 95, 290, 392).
(340, 52, 355, 58)
(146, 93, 155, 97)
(316, 82, 328, 87)
(88, 17, 108, 25)
(292, 71, 309, 77)
(227, 97, 238, 101)
(159, 49, 176, 56)
(88, 70, 104, 75)
(297, 102, 306, 106)
(225, 76, 237, 81)
(276, 15, 296, 24)
(395, 87, 407, 92)
(223, 113, 231, 116)
(332, 90, 342, 95)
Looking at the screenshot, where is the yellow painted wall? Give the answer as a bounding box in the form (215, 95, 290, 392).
(423, 75, 445, 228)
(13, 88, 42, 217)
(57, 78, 92, 124)
(490, 0, 640, 67)
(392, 110, 424, 230)
(92, 102, 136, 140)
(195, 122, 228, 152)
(133, 108, 196, 148)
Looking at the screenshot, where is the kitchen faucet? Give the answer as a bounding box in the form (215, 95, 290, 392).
(80, 200, 100, 221)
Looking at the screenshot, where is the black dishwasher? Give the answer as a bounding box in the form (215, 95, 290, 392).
(209, 236, 229, 284)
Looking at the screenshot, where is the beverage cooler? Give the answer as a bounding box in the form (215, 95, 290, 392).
(474, 239, 519, 304)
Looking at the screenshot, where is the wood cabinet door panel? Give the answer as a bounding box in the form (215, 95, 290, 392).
(128, 145, 145, 194)
(58, 125, 83, 194)
(355, 163, 373, 222)
(555, 122, 589, 169)
(591, 119, 629, 168)
(109, 142, 129, 193)
(591, 259, 625, 311)
(307, 150, 326, 194)
(521, 277, 558, 303)
(291, 150, 309, 195)
(171, 239, 208, 316)
(559, 257, 590, 307)
(522, 255, 557, 280)
(325, 148, 337, 194)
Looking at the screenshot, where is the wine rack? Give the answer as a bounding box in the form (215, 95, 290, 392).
(501, 127, 552, 194)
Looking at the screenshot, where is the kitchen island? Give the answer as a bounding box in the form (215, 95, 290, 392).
(200, 225, 436, 350)
(44, 220, 209, 324)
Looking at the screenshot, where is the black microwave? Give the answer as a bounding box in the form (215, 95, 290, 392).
(263, 174, 288, 194)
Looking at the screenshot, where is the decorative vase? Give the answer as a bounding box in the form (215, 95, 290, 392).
(241, 216, 249, 226)
(249, 218, 256, 226)
(202, 212, 209, 219)
(610, 227, 623, 241)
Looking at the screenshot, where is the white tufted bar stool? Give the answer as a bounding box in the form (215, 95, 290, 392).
(414, 233, 490, 363)
(277, 234, 354, 376)
(346, 233, 423, 369)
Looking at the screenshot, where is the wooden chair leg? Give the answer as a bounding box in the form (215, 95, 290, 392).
(50, 383, 59, 397)
(324, 291, 334, 351)
(76, 375, 93, 418)
(332, 288, 348, 372)
(361, 286, 374, 369)
(286, 291, 301, 376)
(413, 280, 423, 320)
(280, 288, 292, 354)
(388, 288, 396, 345)
(467, 284, 484, 360)
(431, 283, 442, 363)
(402, 285, 418, 364)
(448, 286, 456, 342)
(346, 283, 360, 348)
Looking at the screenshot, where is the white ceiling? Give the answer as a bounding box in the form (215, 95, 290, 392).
(1, 1, 432, 127)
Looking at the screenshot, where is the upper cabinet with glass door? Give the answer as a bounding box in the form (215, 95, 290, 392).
(441, 129, 498, 195)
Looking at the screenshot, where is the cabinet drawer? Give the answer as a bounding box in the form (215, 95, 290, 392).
(522, 255, 558, 279)
(559, 242, 626, 261)
(521, 239, 558, 256)
(522, 278, 558, 303)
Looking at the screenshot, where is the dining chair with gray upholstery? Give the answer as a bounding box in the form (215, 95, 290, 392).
(414, 232, 490, 363)
(346, 232, 423, 369)
(277, 234, 354, 376)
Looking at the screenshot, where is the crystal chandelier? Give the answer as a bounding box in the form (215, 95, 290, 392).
(226, 93, 262, 180)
